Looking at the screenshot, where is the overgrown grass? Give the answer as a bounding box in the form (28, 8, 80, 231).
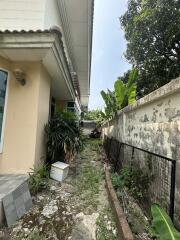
(87, 138, 102, 152)
(96, 206, 117, 240)
(78, 164, 102, 193)
(75, 162, 103, 209)
(74, 138, 103, 210)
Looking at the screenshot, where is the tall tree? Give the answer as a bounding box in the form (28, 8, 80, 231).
(121, 0, 180, 96)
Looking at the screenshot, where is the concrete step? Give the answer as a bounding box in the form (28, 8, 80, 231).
(0, 174, 31, 226)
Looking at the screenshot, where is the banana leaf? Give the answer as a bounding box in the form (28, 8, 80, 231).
(114, 79, 125, 107)
(127, 83, 137, 105)
(151, 204, 180, 240)
(126, 68, 138, 89)
(101, 90, 109, 107)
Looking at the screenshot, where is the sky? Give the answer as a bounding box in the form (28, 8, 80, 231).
(89, 0, 131, 110)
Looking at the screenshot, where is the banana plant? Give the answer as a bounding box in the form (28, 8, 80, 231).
(101, 89, 117, 119)
(100, 68, 138, 119)
(114, 68, 138, 109)
(151, 204, 180, 240)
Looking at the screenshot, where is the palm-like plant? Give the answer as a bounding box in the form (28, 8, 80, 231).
(45, 111, 82, 163)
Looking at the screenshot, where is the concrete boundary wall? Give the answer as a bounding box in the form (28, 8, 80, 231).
(102, 77, 180, 227)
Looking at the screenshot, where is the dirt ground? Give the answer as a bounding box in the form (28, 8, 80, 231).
(0, 138, 117, 240)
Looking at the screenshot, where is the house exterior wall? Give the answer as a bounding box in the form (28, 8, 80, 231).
(0, 56, 51, 173)
(0, 0, 92, 108)
(102, 77, 180, 227)
(34, 65, 51, 166)
(0, 0, 45, 31)
(0, 0, 62, 31)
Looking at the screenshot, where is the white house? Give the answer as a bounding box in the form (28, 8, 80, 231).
(0, 0, 94, 173)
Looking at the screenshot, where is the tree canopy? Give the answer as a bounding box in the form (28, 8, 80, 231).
(120, 0, 180, 96)
(83, 109, 105, 124)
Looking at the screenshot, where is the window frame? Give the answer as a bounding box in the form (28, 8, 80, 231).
(0, 68, 9, 153)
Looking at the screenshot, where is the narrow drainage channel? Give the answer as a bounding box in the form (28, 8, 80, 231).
(0, 138, 118, 240)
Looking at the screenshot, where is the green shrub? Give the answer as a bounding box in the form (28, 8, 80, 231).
(28, 164, 50, 195)
(83, 109, 105, 126)
(56, 107, 78, 122)
(111, 166, 151, 201)
(111, 173, 125, 190)
(45, 110, 83, 163)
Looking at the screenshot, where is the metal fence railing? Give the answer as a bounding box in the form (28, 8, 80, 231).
(103, 136, 176, 221)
